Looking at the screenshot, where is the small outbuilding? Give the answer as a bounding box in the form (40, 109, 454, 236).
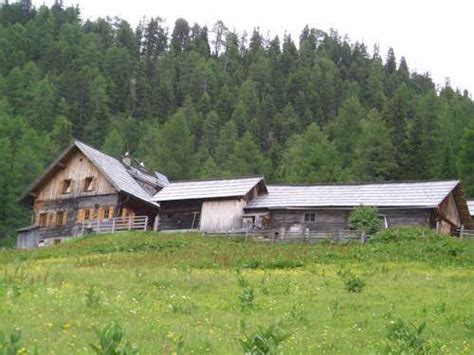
(244, 180, 471, 236)
(152, 176, 267, 232)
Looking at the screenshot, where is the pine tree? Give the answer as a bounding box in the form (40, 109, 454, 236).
(139, 109, 196, 179)
(327, 96, 365, 168)
(102, 127, 125, 157)
(226, 131, 270, 176)
(279, 124, 345, 183)
(352, 110, 397, 180)
(457, 120, 474, 196)
(171, 18, 190, 53)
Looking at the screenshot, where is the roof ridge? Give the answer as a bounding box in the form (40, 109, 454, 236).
(267, 179, 460, 187)
(168, 175, 264, 184)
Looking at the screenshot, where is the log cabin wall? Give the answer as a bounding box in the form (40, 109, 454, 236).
(381, 208, 431, 228)
(249, 208, 432, 234)
(33, 195, 119, 239)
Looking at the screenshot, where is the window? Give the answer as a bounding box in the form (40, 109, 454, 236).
(54, 239, 61, 245)
(304, 212, 316, 223)
(103, 206, 114, 220)
(84, 209, 91, 221)
(56, 211, 65, 226)
(62, 179, 72, 194)
(83, 177, 95, 192)
(39, 213, 48, 227)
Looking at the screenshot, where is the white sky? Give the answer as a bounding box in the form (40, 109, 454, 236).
(35, 0, 474, 94)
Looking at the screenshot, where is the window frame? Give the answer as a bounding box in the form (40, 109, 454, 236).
(83, 176, 95, 192)
(61, 179, 73, 194)
(56, 211, 65, 226)
(304, 212, 317, 223)
(39, 213, 48, 227)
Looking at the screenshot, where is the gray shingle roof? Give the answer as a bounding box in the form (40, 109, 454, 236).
(153, 177, 264, 202)
(246, 180, 460, 209)
(75, 141, 158, 206)
(467, 200, 474, 216)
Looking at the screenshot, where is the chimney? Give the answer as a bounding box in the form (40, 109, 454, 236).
(122, 152, 131, 167)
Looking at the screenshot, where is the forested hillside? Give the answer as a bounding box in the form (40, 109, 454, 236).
(1, 0, 474, 237)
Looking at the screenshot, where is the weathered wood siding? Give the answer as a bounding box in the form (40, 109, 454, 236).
(382, 209, 431, 228)
(438, 193, 461, 227)
(158, 200, 202, 230)
(17, 228, 40, 249)
(35, 150, 116, 201)
(270, 210, 349, 233)
(250, 207, 433, 235)
(200, 198, 247, 232)
(34, 195, 120, 240)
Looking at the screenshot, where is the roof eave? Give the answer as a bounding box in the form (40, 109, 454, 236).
(18, 141, 77, 206)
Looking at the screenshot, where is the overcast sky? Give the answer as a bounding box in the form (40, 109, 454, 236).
(35, 0, 474, 95)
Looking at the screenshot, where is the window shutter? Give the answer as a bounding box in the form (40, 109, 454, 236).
(35, 213, 40, 226)
(77, 209, 84, 223)
(108, 206, 115, 219)
(98, 207, 104, 220)
(48, 212, 55, 227)
(63, 211, 68, 225)
(91, 177, 96, 191)
(121, 208, 128, 218)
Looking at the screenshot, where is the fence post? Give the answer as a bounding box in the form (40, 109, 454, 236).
(144, 216, 148, 231)
(436, 221, 440, 235)
(153, 215, 159, 232)
(97, 219, 101, 234)
(111, 218, 116, 233)
(360, 232, 366, 244)
(460, 224, 465, 240)
(128, 216, 132, 231)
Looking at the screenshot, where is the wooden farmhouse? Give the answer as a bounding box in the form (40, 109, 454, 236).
(153, 179, 471, 236)
(17, 141, 168, 248)
(17, 141, 472, 248)
(243, 181, 471, 236)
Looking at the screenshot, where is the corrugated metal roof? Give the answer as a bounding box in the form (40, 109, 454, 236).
(153, 177, 264, 202)
(246, 180, 460, 209)
(467, 200, 474, 216)
(75, 141, 158, 206)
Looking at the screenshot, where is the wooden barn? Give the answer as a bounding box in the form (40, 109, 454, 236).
(244, 181, 472, 236)
(152, 177, 267, 232)
(17, 141, 168, 248)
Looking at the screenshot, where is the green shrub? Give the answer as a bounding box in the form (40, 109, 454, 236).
(90, 321, 138, 355)
(240, 324, 289, 354)
(86, 286, 101, 308)
(0, 236, 16, 249)
(373, 227, 438, 242)
(385, 318, 428, 353)
(239, 287, 255, 311)
(0, 328, 22, 355)
(349, 205, 381, 235)
(338, 269, 366, 293)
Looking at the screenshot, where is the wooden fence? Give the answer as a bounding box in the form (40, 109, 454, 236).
(253, 230, 367, 243)
(457, 225, 474, 239)
(80, 215, 149, 235)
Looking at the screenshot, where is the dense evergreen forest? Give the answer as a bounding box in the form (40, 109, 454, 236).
(1, 0, 474, 237)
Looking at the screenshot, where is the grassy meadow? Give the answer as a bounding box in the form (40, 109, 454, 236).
(0, 229, 473, 354)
